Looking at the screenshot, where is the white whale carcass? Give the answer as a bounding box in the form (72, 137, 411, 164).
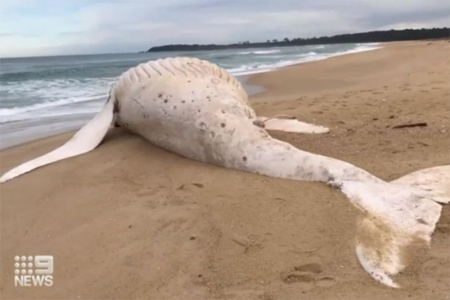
(1, 57, 448, 288)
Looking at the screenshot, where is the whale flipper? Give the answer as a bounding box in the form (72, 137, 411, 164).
(258, 116, 329, 134)
(0, 97, 115, 183)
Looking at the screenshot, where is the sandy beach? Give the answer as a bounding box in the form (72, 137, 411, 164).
(0, 41, 449, 300)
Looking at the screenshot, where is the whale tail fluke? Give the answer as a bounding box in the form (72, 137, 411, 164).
(0, 97, 116, 183)
(391, 165, 450, 204)
(341, 165, 449, 287)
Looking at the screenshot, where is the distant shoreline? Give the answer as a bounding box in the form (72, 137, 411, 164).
(146, 28, 449, 52)
(0, 43, 382, 150)
(1, 43, 377, 149)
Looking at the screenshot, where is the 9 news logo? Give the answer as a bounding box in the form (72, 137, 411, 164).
(14, 255, 53, 287)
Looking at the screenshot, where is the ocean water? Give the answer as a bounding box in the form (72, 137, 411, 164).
(0, 43, 380, 148)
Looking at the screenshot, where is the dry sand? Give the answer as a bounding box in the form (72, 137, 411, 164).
(0, 41, 449, 300)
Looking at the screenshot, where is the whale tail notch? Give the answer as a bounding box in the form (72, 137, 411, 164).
(0, 96, 116, 183)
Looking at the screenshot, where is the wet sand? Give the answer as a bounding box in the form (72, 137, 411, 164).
(0, 41, 449, 300)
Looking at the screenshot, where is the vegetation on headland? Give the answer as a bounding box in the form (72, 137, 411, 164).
(147, 28, 449, 52)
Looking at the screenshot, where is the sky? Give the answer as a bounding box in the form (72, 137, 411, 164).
(0, 0, 449, 57)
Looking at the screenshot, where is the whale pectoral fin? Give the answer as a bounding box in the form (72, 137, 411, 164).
(257, 116, 329, 134)
(340, 180, 443, 288)
(0, 98, 115, 183)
